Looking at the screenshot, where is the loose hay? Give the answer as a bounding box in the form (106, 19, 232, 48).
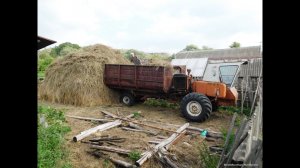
(39, 44, 132, 106)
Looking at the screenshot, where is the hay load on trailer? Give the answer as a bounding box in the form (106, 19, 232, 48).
(39, 44, 131, 106)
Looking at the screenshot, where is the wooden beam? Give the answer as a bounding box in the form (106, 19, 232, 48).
(109, 157, 137, 168)
(101, 110, 178, 133)
(90, 145, 131, 155)
(66, 115, 113, 122)
(73, 120, 122, 142)
(162, 155, 179, 168)
(129, 122, 143, 130)
(73, 113, 135, 142)
(136, 123, 189, 166)
(122, 127, 158, 135)
(142, 119, 222, 136)
(100, 110, 119, 118)
(217, 113, 237, 168)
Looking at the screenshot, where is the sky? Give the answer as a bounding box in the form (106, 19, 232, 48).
(38, 0, 262, 54)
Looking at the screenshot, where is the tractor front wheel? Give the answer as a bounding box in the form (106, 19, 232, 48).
(180, 93, 212, 122)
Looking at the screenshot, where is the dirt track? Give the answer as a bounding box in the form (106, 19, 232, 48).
(39, 101, 232, 168)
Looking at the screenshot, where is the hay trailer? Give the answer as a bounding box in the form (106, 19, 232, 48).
(104, 63, 244, 122)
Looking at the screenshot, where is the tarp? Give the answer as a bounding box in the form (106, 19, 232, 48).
(171, 58, 208, 77)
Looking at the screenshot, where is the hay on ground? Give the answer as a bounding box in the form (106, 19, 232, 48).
(39, 44, 131, 106)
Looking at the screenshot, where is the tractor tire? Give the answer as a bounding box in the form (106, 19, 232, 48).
(120, 92, 135, 106)
(180, 93, 212, 122)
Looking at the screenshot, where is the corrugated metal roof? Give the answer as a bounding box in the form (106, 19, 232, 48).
(175, 46, 261, 60)
(171, 58, 208, 77)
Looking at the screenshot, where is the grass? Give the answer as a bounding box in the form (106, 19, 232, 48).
(133, 111, 141, 118)
(198, 142, 220, 168)
(128, 150, 141, 162)
(143, 98, 179, 109)
(38, 105, 71, 168)
(218, 106, 251, 117)
(102, 159, 114, 168)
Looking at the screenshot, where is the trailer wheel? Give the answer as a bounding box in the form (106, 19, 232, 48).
(180, 93, 212, 122)
(120, 93, 135, 106)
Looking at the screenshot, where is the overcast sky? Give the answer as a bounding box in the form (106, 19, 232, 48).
(38, 0, 262, 54)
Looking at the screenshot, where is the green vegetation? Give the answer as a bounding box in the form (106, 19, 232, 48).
(38, 54, 54, 72)
(38, 42, 81, 79)
(102, 159, 114, 168)
(128, 150, 141, 162)
(133, 111, 141, 118)
(182, 44, 213, 52)
(120, 49, 171, 61)
(50, 42, 81, 57)
(198, 142, 220, 168)
(221, 127, 235, 154)
(229, 42, 241, 48)
(218, 106, 251, 117)
(183, 44, 200, 51)
(38, 71, 45, 78)
(38, 105, 71, 168)
(143, 98, 179, 109)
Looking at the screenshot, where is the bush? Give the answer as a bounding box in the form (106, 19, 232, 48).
(38, 54, 54, 72)
(38, 106, 71, 168)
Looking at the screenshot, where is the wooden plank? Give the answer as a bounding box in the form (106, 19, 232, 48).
(66, 115, 113, 122)
(73, 120, 122, 142)
(217, 113, 237, 168)
(129, 122, 143, 130)
(162, 155, 179, 168)
(109, 157, 137, 168)
(122, 127, 158, 135)
(225, 118, 249, 164)
(142, 119, 222, 136)
(73, 113, 135, 142)
(148, 141, 161, 144)
(90, 145, 131, 155)
(100, 110, 120, 118)
(100, 110, 140, 119)
(136, 123, 189, 166)
(165, 130, 186, 150)
(89, 137, 126, 142)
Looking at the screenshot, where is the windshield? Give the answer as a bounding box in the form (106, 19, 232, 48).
(219, 65, 239, 86)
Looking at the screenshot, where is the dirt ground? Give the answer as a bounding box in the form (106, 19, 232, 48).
(38, 100, 233, 168)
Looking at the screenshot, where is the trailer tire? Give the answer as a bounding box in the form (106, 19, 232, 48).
(120, 93, 135, 106)
(180, 93, 212, 122)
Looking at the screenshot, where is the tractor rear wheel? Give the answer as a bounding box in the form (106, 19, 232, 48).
(180, 93, 212, 122)
(120, 92, 135, 106)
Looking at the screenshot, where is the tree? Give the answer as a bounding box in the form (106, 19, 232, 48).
(201, 45, 213, 50)
(229, 42, 241, 48)
(50, 42, 80, 57)
(182, 44, 200, 51)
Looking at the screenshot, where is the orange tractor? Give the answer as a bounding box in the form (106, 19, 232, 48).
(104, 62, 245, 122)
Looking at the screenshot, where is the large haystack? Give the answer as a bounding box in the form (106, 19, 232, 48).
(39, 44, 131, 106)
